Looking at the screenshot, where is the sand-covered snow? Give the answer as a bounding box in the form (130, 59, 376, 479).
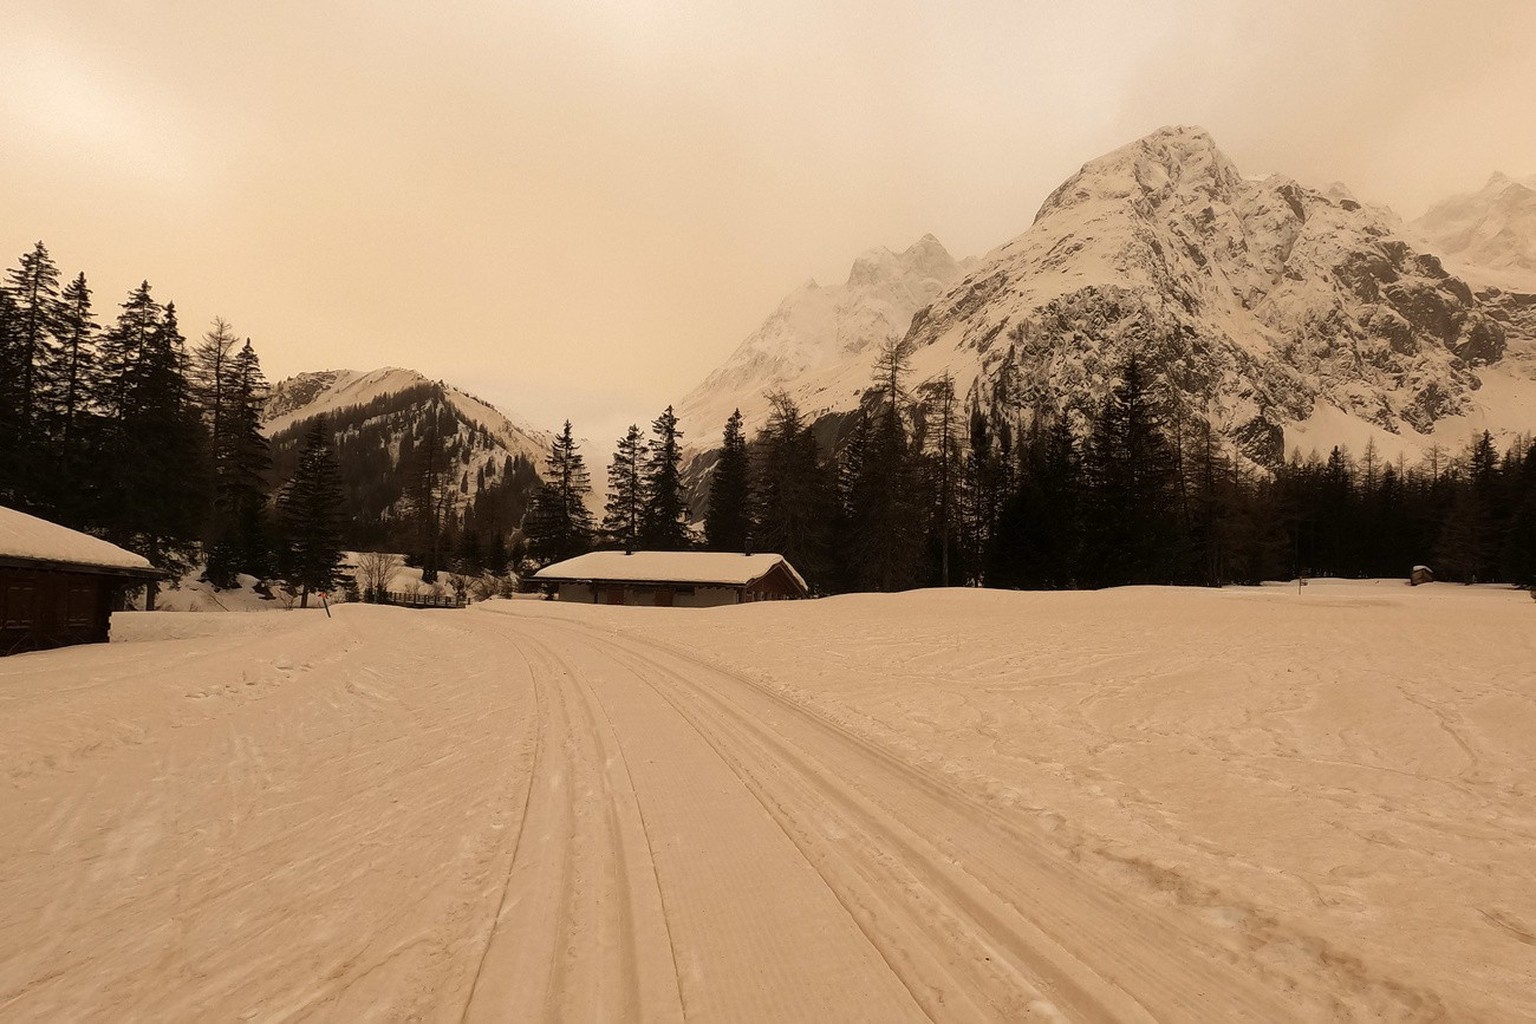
(2, 582, 1533, 1020)
(0, 505, 153, 571)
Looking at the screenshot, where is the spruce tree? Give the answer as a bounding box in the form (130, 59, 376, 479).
(755, 391, 832, 589)
(1085, 356, 1180, 586)
(276, 419, 345, 607)
(524, 421, 594, 566)
(0, 287, 21, 503)
(602, 424, 645, 551)
(639, 405, 690, 550)
(206, 339, 272, 587)
(846, 339, 924, 591)
(193, 317, 239, 459)
(97, 294, 210, 607)
(55, 272, 97, 447)
(917, 375, 963, 586)
(5, 241, 63, 445)
(704, 409, 751, 552)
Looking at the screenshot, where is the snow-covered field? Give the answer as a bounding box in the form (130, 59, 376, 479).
(2, 582, 1533, 1021)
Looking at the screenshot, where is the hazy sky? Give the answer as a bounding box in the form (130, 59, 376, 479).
(5, 1, 1534, 445)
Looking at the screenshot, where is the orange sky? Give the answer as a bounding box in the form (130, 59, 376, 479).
(4, 1, 1534, 445)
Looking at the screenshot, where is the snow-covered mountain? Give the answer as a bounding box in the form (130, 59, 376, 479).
(676, 234, 971, 441)
(264, 367, 550, 463)
(1412, 172, 1536, 293)
(680, 127, 1536, 465)
(263, 368, 553, 545)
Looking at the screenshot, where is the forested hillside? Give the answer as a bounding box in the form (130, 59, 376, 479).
(266, 381, 541, 576)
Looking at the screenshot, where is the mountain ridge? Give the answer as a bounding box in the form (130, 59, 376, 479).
(680, 125, 1536, 465)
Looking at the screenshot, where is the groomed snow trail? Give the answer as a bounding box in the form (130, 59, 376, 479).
(3, 589, 1524, 1020)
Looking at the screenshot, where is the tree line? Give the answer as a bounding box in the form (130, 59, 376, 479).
(0, 240, 345, 607)
(524, 338, 1536, 593)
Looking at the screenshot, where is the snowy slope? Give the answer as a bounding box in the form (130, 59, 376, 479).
(1412, 172, 1536, 293)
(680, 127, 1536, 466)
(676, 235, 970, 441)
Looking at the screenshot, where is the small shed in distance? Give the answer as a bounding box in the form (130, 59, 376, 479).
(1, 505, 160, 655)
(1410, 565, 1434, 586)
(533, 551, 808, 607)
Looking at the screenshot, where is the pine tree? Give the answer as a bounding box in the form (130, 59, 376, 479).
(55, 272, 97, 447)
(991, 412, 1083, 588)
(524, 421, 595, 566)
(193, 317, 239, 459)
(917, 375, 962, 586)
(602, 424, 645, 551)
(5, 241, 63, 445)
(754, 391, 833, 590)
(3, 243, 64, 506)
(206, 340, 272, 587)
(704, 409, 751, 552)
(847, 340, 924, 591)
(276, 419, 345, 607)
(639, 405, 690, 550)
(103, 298, 210, 608)
(1085, 356, 1180, 586)
(1499, 440, 1536, 588)
(0, 287, 22, 503)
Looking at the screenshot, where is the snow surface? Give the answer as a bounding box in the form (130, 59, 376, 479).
(3, 582, 1533, 1019)
(0, 505, 153, 572)
(533, 550, 805, 589)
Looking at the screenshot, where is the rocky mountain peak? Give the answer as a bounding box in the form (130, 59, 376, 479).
(1035, 125, 1242, 225)
(1414, 169, 1536, 292)
(680, 128, 1536, 471)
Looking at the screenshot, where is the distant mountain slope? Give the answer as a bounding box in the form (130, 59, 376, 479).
(265, 367, 550, 462)
(263, 368, 549, 553)
(676, 235, 970, 441)
(681, 126, 1536, 466)
(1412, 173, 1536, 293)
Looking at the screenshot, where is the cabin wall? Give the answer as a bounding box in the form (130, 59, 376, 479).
(550, 581, 744, 607)
(1, 567, 114, 655)
(557, 582, 598, 604)
(673, 586, 742, 608)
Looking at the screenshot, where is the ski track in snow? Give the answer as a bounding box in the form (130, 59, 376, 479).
(2, 584, 1533, 1021)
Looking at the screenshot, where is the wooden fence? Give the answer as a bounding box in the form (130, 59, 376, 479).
(380, 590, 465, 609)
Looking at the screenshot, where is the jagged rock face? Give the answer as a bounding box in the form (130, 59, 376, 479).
(907, 126, 1517, 461)
(264, 370, 344, 424)
(1413, 173, 1536, 293)
(676, 235, 968, 439)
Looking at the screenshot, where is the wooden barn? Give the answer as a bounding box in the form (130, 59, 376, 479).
(1, 505, 160, 655)
(533, 551, 809, 607)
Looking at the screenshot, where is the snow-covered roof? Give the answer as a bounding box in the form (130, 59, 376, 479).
(0, 506, 156, 574)
(534, 551, 807, 591)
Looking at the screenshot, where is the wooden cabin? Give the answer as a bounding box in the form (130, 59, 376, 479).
(533, 551, 809, 607)
(1410, 565, 1434, 586)
(1, 506, 160, 655)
